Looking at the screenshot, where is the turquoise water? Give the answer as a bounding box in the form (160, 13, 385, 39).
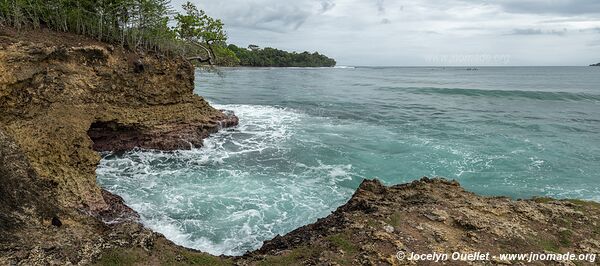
(97, 67, 600, 255)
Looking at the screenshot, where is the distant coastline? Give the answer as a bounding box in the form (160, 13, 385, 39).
(591, 62, 600, 66)
(225, 44, 336, 68)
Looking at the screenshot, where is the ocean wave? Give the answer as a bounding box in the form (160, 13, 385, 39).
(384, 87, 600, 101)
(97, 104, 358, 256)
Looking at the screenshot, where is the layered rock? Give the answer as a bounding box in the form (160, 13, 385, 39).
(0, 27, 237, 264)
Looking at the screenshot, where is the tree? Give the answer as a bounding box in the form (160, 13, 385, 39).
(0, 0, 181, 55)
(227, 44, 336, 67)
(174, 1, 226, 65)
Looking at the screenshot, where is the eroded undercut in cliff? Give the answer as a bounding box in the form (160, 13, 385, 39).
(87, 121, 143, 152)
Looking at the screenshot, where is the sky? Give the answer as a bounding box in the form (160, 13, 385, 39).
(172, 0, 600, 66)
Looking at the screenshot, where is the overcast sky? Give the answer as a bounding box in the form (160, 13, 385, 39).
(172, 0, 600, 66)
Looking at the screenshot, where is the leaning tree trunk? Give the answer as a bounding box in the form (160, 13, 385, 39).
(187, 42, 214, 65)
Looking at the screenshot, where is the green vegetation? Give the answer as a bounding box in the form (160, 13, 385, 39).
(258, 246, 320, 266)
(327, 233, 357, 254)
(227, 44, 336, 67)
(564, 198, 600, 208)
(174, 2, 227, 64)
(95, 246, 232, 266)
(537, 239, 561, 253)
(95, 249, 144, 266)
(213, 45, 240, 66)
(0, 0, 225, 62)
(557, 229, 573, 246)
(387, 212, 403, 227)
(0, 1, 336, 66)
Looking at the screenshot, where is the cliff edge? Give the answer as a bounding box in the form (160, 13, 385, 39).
(0, 27, 237, 264)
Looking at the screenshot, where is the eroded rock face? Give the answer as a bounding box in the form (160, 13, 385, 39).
(0, 27, 237, 264)
(0, 129, 59, 236)
(87, 113, 239, 152)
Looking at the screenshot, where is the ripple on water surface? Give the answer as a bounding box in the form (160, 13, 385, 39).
(98, 67, 600, 256)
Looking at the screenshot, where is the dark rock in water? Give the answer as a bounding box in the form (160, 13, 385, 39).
(51, 217, 62, 227)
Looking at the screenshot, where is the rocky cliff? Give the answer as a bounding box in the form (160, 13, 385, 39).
(0, 27, 237, 264)
(1, 27, 599, 266)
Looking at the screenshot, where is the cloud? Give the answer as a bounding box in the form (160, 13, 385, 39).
(376, 0, 386, 15)
(172, 0, 329, 32)
(320, 0, 336, 13)
(462, 0, 600, 15)
(589, 39, 600, 46)
(172, 0, 600, 66)
(511, 28, 568, 36)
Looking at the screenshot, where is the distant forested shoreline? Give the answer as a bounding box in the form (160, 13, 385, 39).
(226, 44, 336, 67)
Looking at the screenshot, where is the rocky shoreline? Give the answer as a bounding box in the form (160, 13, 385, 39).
(0, 27, 237, 264)
(1, 28, 599, 265)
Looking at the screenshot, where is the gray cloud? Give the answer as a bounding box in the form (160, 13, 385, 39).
(468, 0, 600, 15)
(172, 1, 327, 32)
(376, 0, 386, 15)
(502, 0, 600, 14)
(320, 0, 336, 13)
(172, 0, 600, 66)
(511, 28, 568, 36)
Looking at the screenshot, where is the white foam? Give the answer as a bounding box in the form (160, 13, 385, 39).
(97, 104, 357, 256)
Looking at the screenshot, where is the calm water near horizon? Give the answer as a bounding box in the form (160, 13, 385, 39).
(97, 66, 600, 255)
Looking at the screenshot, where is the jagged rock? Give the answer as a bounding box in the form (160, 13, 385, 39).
(0, 26, 237, 265)
(240, 177, 600, 265)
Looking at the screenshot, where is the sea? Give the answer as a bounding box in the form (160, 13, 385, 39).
(97, 66, 600, 256)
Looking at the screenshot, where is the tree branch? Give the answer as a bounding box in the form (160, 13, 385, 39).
(188, 41, 214, 65)
(186, 56, 211, 62)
